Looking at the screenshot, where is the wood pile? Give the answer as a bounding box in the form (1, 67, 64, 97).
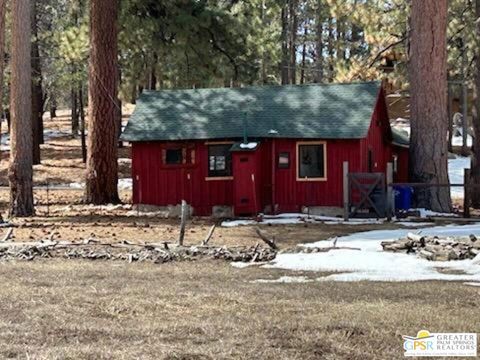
(0, 240, 278, 264)
(381, 232, 480, 261)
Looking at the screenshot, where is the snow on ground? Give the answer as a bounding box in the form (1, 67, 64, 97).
(464, 282, 480, 287)
(260, 224, 480, 282)
(411, 208, 458, 218)
(221, 214, 384, 227)
(48, 178, 133, 191)
(449, 156, 470, 199)
(394, 222, 433, 228)
(252, 276, 314, 284)
(221, 213, 450, 228)
(0, 129, 72, 151)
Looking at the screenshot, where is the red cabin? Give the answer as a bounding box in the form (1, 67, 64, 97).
(122, 81, 409, 216)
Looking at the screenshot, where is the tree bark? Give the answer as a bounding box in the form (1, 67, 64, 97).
(0, 0, 6, 190)
(300, 26, 307, 85)
(148, 52, 157, 90)
(314, 1, 324, 83)
(71, 88, 79, 135)
(79, 87, 87, 164)
(327, 17, 335, 82)
(471, 0, 480, 208)
(9, 0, 34, 217)
(280, 2, 289, 85)
(31, 0, 42, 165)
(408, 0, 451, 212)
(85, 0, 119, 204)
(289, 0, 298, 85)
(447, 83, 453, 153)
(49, 96, 57, 119)
(260, 0, 268, 84)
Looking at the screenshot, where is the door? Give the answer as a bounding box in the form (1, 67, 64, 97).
(232, 152, 259, 215)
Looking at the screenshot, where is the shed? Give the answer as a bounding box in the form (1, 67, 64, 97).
(121, 81, 408, 216)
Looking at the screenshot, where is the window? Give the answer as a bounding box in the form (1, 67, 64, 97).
(297, 143, 326, 180)
(208, 144, 232, 177)
(278, 152, 290, 169)
(166, 149, 183, 165)
(163, 146, 195, 166)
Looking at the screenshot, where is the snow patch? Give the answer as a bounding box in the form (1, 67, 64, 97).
(221, 213, 384, 227)
(47, 178, 132, 191)
(395, 222, 434, 228)
(464, 282, 480, 287)
(252, 276, 313, 284)
(239, 142, 258, 149)
(263, 224, 480, 282)
(413, 208, 458, 218)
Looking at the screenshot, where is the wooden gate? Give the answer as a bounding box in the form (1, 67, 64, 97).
(348, 173, 386, 218)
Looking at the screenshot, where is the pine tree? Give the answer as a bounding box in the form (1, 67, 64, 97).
(85, 0, 120, 204)
(9, 0, 35, 217)
(409, 0, 452, 212)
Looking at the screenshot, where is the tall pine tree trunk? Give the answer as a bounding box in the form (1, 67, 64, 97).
(314, 1, 324, 83)
(79, 87, 87, 164)
(260, 0, 268, 84)
(327, 17, 335, 82)
(288, 0, 297, 85)
(280, 2, 289, 85)
(31, 0, 42, 165)
(71, 88, 79, 135)
(85, 0, 119, 204)
(471, 0, 480, 208)
(9, 0, 34, 217)
(300, 26, 307, 84)
(0, 0, 6, 176)
(49, 96, 57, 119)
(148, 52, 157, 90)
(409, 0, 451, 212)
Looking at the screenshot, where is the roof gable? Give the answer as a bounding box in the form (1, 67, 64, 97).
(121, 81, 382, 142)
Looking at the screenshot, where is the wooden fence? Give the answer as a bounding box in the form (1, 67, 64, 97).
(343, 161, 480, 221)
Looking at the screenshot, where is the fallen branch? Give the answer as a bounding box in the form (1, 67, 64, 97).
(255, 228, 278, 250)
(202, 224, 216, 246)
(0, 240, 278, 264)
(1, 228, 13, 242)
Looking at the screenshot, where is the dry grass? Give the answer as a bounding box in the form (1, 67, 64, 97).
(0, 260, 478, 359)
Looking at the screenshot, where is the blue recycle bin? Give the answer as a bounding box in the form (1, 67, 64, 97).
(394, 186, 413, 211)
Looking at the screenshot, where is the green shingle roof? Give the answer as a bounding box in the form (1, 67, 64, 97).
(121, 81, 381, 142)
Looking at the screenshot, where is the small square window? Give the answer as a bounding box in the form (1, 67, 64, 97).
(166, 149, 183, 165)
(298, 144, 326, 179)
(278, 152, 290, 169)
(208, 145, 232, 177)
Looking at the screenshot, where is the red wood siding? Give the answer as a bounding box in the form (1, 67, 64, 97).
(132, 138, 364, 215)
(132, 141, 234, 215)
(360, 88, 393, 173)
(271, 138, 362, 212)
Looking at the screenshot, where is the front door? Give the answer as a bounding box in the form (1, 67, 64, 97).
(232, 152, 259, 216)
